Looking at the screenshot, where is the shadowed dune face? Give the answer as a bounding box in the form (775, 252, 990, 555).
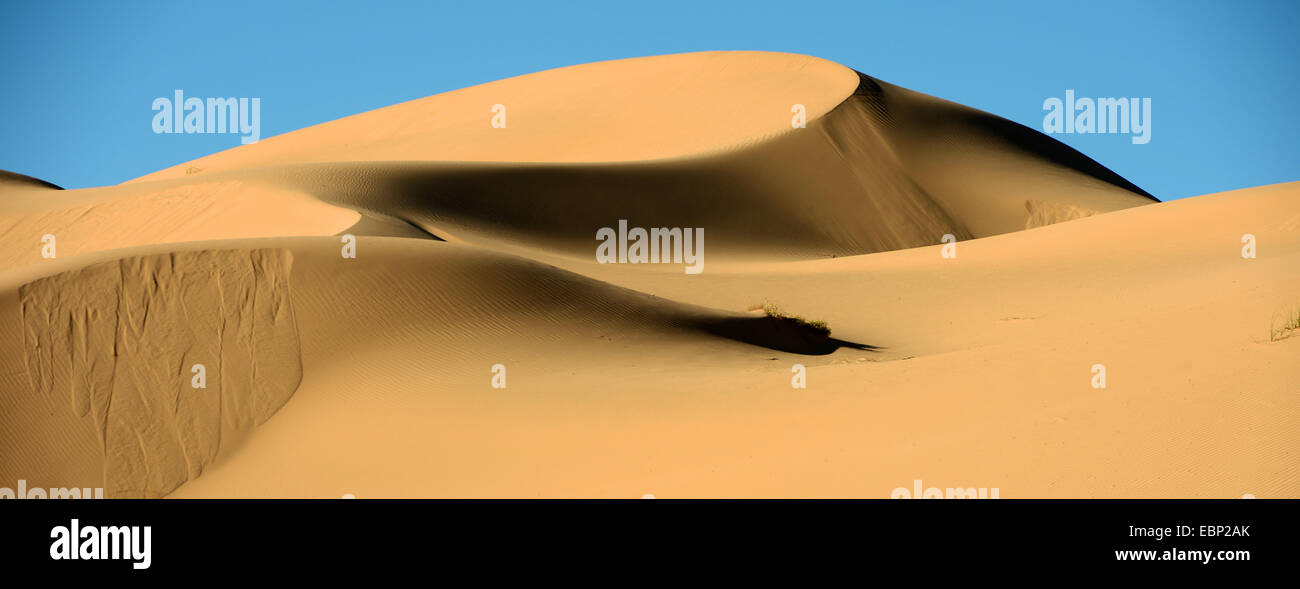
(0, 170, 63, 191)
(851, 74, 1154, 199)
(849, 75, 1158, 236)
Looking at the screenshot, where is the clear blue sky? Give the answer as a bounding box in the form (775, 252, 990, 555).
(2, 0, 1296, 200)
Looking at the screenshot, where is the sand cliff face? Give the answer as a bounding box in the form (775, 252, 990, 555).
(0, 51, 1295, 498)
(16, 249, 300, 498)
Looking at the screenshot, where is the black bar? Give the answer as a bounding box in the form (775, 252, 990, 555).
(3, 499, 1290, 577)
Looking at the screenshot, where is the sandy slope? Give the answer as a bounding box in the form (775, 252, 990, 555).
(129, 52, 863, 180)
(0, 51, 1294, 498)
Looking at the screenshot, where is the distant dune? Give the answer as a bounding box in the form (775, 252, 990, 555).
(1, 51, 1295, 498)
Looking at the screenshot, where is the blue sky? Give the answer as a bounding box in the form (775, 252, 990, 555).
(2, 0, 1296, 200)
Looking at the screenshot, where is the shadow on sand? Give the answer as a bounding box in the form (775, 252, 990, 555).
(692, 316, 879, 356)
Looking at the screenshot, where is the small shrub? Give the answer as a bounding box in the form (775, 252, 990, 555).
(762, 303, 831, 336)
(1270, 308, 1300, 342)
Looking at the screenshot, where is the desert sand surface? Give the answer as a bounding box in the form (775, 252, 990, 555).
(0, 51, 1295, 498)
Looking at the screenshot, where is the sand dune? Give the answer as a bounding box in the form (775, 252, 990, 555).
(127, 54, 1156, 261)
(1, 51, 1294, 498)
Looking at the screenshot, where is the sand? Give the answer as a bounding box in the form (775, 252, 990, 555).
(0, 51, 1295, 498)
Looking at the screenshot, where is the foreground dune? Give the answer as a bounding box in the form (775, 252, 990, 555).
(0, 52, 1294, 498)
